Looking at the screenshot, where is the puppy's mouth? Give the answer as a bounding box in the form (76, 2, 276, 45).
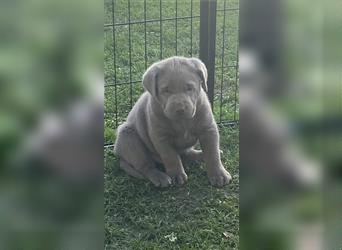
(165, 107, 196, 120)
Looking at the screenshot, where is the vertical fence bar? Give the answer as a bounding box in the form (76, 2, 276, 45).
(111, 0, 118, 127)
(128, 0, 133, 108)
(190, 0, 193, 56)
(234, 44, 239, 120)
(144, 0, 148, 69)
(219, 0, 227, 123)
(175, 0, 178, 55)
(159, 0, 163, 59)
(199, 0, 217, 109)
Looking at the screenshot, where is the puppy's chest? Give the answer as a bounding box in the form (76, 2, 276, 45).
(172, 125, 198, 149)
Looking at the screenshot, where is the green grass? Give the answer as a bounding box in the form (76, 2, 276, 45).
(104, 0, 239, 249)
(105, 126, 239, 249)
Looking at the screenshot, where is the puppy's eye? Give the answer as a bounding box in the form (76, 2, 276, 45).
(186, 84, 194, 91)
(162, 87, 170, 94)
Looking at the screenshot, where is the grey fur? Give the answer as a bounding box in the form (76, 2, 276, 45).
(114, 56, 231, 187)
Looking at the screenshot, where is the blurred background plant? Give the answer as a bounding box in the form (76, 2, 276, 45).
(0, 0, 103, 249)
(240, 0, 342, 249)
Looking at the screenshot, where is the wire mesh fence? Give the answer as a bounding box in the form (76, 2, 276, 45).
(104, 0, 239, 146)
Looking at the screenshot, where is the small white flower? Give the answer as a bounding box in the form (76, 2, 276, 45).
(164, 232, 177, 242)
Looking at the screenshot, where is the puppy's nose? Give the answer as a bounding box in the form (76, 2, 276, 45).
(175, 107, 185, 115)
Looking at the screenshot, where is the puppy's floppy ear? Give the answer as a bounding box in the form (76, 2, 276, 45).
(142, 63, 159, 98)
(189, 58, 208, 92)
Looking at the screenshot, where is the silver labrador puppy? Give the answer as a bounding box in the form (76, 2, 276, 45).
(114, 56, 231, 187)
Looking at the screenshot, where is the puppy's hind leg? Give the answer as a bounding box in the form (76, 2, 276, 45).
(114, 123, 172, 187)
(119, 159, 144, 179)
(181, 148, 223, 162)
(182, 148, 204, 162)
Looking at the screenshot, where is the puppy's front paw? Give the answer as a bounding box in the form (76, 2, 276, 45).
(147, 169, 172, 187)
(208, 167, 232, 187)
(168, 171, 188, 186)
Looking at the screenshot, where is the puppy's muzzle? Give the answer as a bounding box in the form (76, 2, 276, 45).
(165, 95, 195, 119)
(175, 104, 185, 116)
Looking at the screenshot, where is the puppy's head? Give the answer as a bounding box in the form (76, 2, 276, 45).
(142, 56, 208, 120)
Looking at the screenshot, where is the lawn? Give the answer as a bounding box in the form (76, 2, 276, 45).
(105, 126, 239, 249)
(104, 0, 239, 249)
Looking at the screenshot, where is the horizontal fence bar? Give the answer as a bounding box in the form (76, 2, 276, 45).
(221, 65, 238, 68)
(216, 8, 239, 12)
(217, 120, 239, 127)
(105, 80, 141, 87)
(104, 15, 200, 27)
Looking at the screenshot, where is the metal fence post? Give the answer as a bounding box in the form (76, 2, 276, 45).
(199, 0, 217, 109)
